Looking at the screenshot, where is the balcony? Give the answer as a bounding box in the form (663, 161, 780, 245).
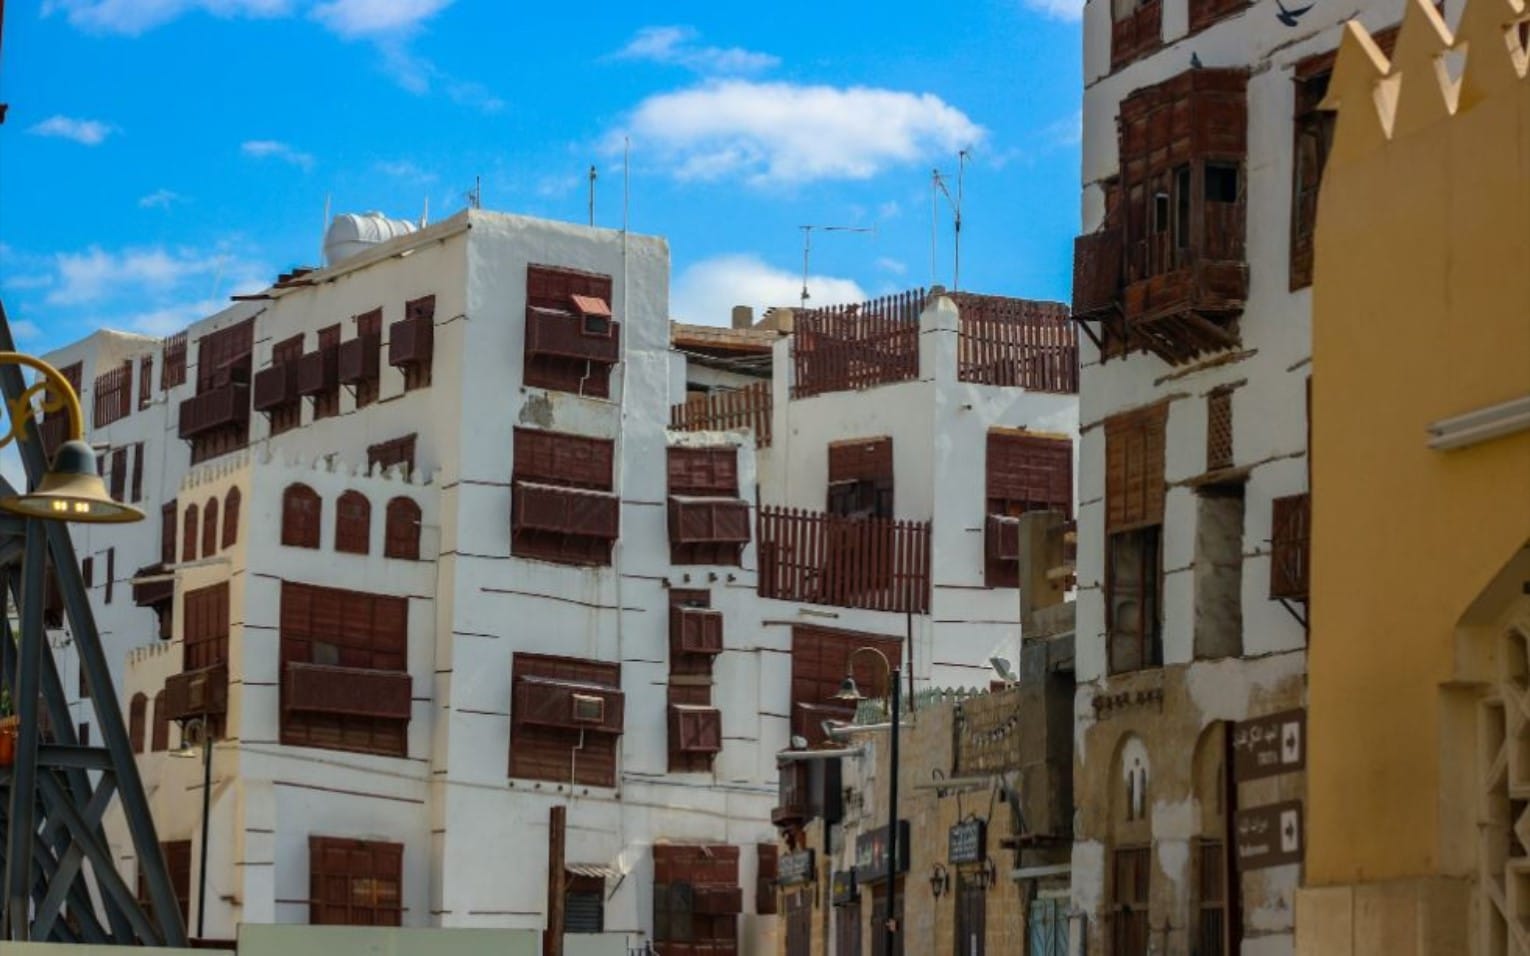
(339, 334, 381, 385)
(772, 761, 811, 826)
(130, 563, 174, 608)
(388, 316, 433, 368)
(670, 606, 724, 656)
(163, 663, 229, 722)
(296, 347, 339, 397)
(513, 675, 624, 734)
(177, 384, 250, 440)
(1072, 229, 1124, 322)
(252, 363, 299, 412)
(284, 662, 411, 720)
(525, 308, 621, 365)
(512, 481, 619, 539)
(757, 507, 931, 614)
(668, 496, 750, 545)
(1111, 0, 1162, 70)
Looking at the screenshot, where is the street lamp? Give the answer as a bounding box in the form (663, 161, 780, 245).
(833, 646, 901, 956)
(170, 718, 214, 940)
(0, 351, 144, 523)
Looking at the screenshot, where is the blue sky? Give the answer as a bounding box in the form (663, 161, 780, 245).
(0, 0, 1083, 355)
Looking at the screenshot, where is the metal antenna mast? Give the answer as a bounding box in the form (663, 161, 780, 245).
(588, 165, 597, 227)
(932, 149, 971, 290)
(799, 224, 875, 309)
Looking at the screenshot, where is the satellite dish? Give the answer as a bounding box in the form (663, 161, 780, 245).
(790, 735, 808, 750)
(990, 657, 1017, 684)
(181, 719, 208, 749)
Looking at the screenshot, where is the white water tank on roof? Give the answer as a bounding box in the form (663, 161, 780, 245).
(323, 212, 418, 266)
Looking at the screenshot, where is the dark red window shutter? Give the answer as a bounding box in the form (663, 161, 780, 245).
(335, 491, 371, 555)
(81, 556, 93, 589)
(130, 442, 146, 503)
(105, 548, 115, 604)
(151, 691, 169, 751)
(309, 836, 403, 926)
(138, 354, 153, 409)
(282, 484, 322, 549)
(384, 497, 421, 560)
(109, 447, 127, 501)
(223, 488, 241, 549)
(183, 504, 199, 562)
(129, 693, 147, 754)
(162, 500, 177, 565)
(203, 498, 219, 557)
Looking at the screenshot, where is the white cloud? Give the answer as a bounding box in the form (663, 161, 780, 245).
(878, 200, 902, 221)
(1021, 0, 1084, 20)
(376, 159, 437, 183)
(9, 319, 42, 341)
(1046, 109, 1083, 146)
(41, 0, 291, 35)
(615, 81, 984, 186)
(671, 254, 867, 326)
(241, 139, 315, 170)
(139, 188, 185, 209)
(44, 245, 268, 308)
(875, 257, 907, 276)
(310, 0, 451, 37)
(615, 26, 778, 75)
(28, 115, 115, 145)
(3, 273, 54, 291)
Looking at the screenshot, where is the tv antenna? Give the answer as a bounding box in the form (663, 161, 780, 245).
(464, 175, 482, 210)
(799, 224, 875, 309)
(931, 149, 971, 289)
(588, 165, 597, 227)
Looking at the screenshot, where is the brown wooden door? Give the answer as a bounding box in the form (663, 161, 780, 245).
(836, 903, 862, 956)
(955, 874, 986, 956)
(785, 889, 812, 956)
(1111, 847, 1150, 956)
(870, 882, 904, 956)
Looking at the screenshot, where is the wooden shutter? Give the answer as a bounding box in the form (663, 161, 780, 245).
(790, 626, 902, 746)
(161, 332, 187, 390)
(202, 497, 219, 557)
(986, 430, 1073, 514)
(223, 488, 241, 549)
(756, 845, 779, 915)
(138, 354, 153, 409)
(183, 582, 231, 670)
(130, 442, 145, 502)
(162, 500, 177, 565)
(183, 504, 199, 562)
(669, 705, 723, 754)
(335, 491, 371, 555)
(513, 429, 615, 490)
(1207, 389, 1234, 471)
(309, 836, 403, 926)
(129, 693, 147, 754)
(282, 484, 322, 549)
(668, 447, 740, 496)
(81, 556, 93, 589)
(384, 498, 421, 560)
(510, 653, 623, 787)
(1105, 404, 1168, 532)
(109, 447, 127, 501)
(151, 691, 169, 751)
(367, 434, 417, 477)
(194, 318, 255, 393)
(105, 548, 114, 604)
(828, 436, 893, 482)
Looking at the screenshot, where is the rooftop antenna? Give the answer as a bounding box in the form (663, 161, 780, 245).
(465, 175, 482, 210)
(589, 165, 598, 227)
(799, 224, 875, 309)
(420, 195, 429, 228)
(622, 138, 630, 234)
(932, 150, 970, 290)
(321, 193, 331, 264)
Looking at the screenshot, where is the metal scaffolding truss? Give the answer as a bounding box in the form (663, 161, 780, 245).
(0, 305, 186, 944)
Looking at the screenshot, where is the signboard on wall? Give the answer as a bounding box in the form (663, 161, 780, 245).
(1233, 709, 1305, 782)
(779, 850, 816, 887)
(855, 821, 911, 883)
(1235, 800, 1303, 870)
(831, 869, 859, 906)
(948, 819, 987, 865)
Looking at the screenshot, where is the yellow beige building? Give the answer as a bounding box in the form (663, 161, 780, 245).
(1298, 2, 1530, 952)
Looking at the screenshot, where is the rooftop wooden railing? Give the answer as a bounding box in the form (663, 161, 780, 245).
(670, 381, 773, 447)
(952, 294, 1079, 393)
(791, 289, 925, 398)
(758, 506, 931, 614)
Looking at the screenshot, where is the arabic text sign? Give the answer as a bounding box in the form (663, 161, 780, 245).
(1235, 800, 1303, 870)
(1232, 709, 1305, 782)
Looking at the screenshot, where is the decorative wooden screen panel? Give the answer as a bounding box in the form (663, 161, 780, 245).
(510, 653, 622, 787)
(162, 501, 177, 565)
(1197, 839, 1227, 956)
(668, 706, 723, 755)
(223, 488, 241, 549)
(524, 264, 618, 398)
(792, 291, 922, 399)
(514, 428, 614, 489)
(1189, 0, 1245, 32)
(259, 334, 305, 435)
(512, 429, 619, 566)
(282, 483, 322, 549)
(670, 382, 773, 447)
(828, 436, 892, 483)
(1269, 493, 1311, 601)
(668, 446, 748, 564)
(384, 497, 421, 560)
(93, 361, 133, 428)
(151, 690, 169, 751)
(390, 296, 435, 391)
(108, 446, 127, 501)
(335, 491, 371, 555)
(1207, 389, 1234, 471)
(790, 626, 902, 745)
(183, 583, 230, 671)
(186, 319, 254, 463)
(308, 836, 403, 926)
(1291, 57, 1337, 291)
(367, 434, 416, 477)
(952, 293, 1080, 393)
(1111, 0, 1162, 70)
(202, 497, 219, 558)
(985, 429, 1073, 587)
(307, 325, 342, 420)
(182, 503, 199, 562)
(129, 693, 147, 754)
(280, 581, 410, 757)
(39, 361, 82, 457)
(1105, 405, 1168, 532)
(653, 844, 741, 952)
(161, 332, 187, 390)
(670, 606, 724, 657)
(342, 309, 383, 408)
(131, 441, 145, 502)
(758, 508, 930, 614)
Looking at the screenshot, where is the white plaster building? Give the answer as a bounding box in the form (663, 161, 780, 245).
(39, 208, 1080, 953)
(1068, 0, 1424, 951)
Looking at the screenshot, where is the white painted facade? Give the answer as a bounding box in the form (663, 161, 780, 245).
(39, 209, 1077, 949)
(1071, 0, 1423, 951)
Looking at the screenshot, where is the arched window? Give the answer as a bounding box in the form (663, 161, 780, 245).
(384, 497, 421, 560)
(129, 692, 147, 755)
(281, 484, 322, 549)
(151, 690, 169, 752)
(203, 497, 219, 557)
(223, 487, 242, 549)
(182, 504, 199, 562)
(335, 491, 371, 555)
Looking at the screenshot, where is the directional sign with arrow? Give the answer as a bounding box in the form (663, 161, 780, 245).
(1236, 800, 1305, 870)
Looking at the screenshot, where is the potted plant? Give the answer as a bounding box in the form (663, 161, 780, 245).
(0, 688, 17, 767)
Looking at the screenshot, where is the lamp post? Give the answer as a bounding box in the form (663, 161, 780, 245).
(170, 718, 214, 940)
(0, 351, 147, 941)
(833, 646, 901, 956)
